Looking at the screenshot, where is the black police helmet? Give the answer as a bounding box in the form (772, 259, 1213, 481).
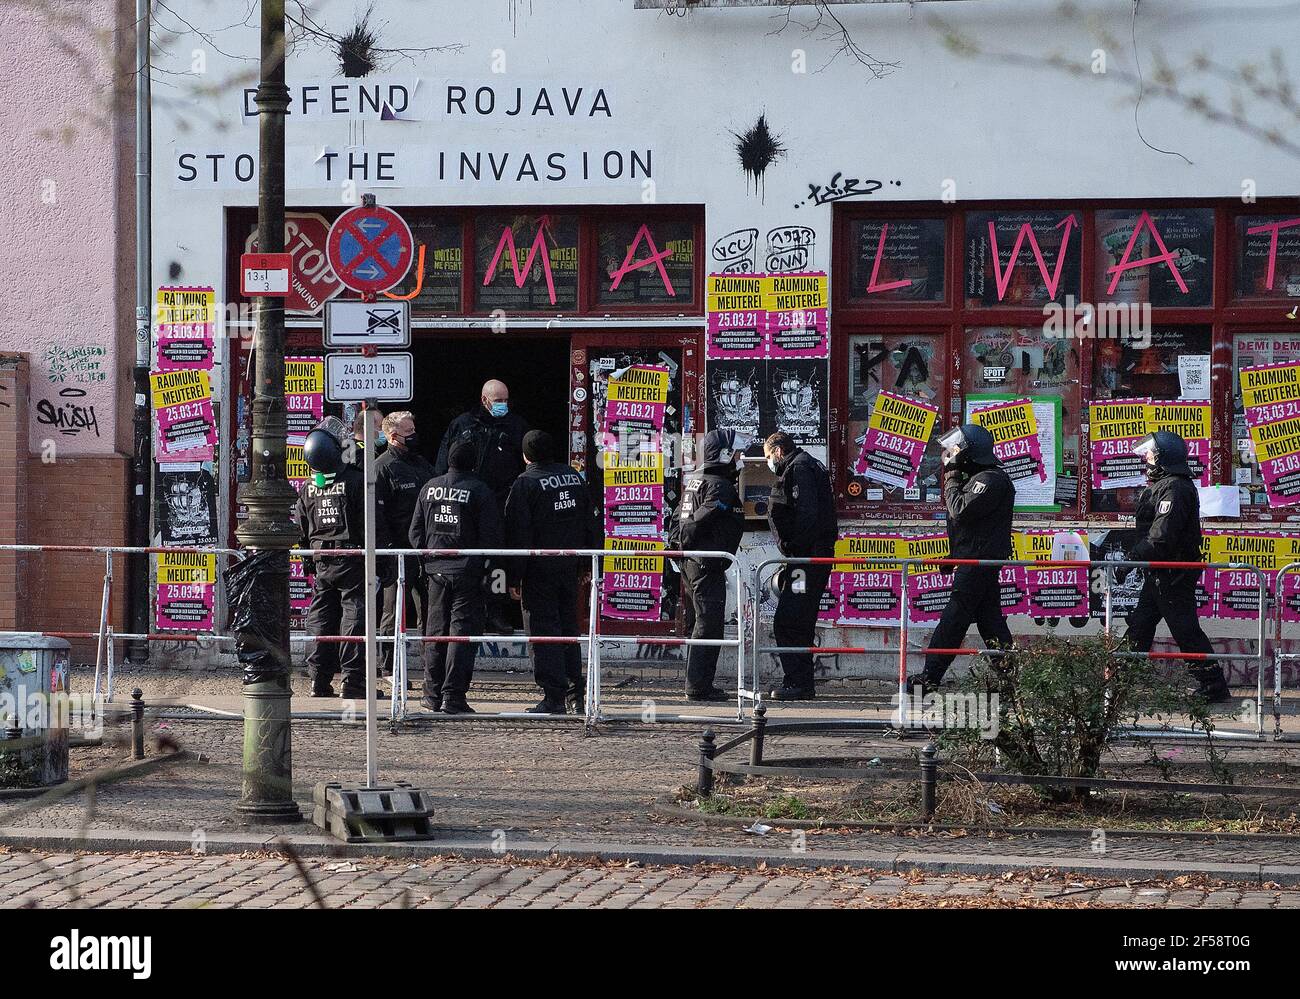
(303, 428, 342, 475)
(957, 423, 998, 467)
(1148, 430, 1192, 477)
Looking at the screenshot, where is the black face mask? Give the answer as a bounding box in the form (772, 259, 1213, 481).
(399, 432, 419, 452)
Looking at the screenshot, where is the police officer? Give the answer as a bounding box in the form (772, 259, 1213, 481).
(907, 423, 1015, 694)
(764, 432, 837, 700)
(375, 410, 436, 678)
(345, 407, 386, 467)
(1121, 431, 1230, 702)
(436, 379, 530, 631)
(295, 423, 390, 698)
(409, 438, 503, 714)
(669, 429, 748, 702)
(504, 430, 600, 714)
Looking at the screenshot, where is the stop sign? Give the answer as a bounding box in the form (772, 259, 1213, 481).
(244, 212, 346, 314)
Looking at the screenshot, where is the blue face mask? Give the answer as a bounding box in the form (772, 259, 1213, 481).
(489, 401, 508, 418)
(375, 432, 388, 447)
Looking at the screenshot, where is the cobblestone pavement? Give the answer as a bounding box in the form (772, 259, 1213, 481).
(5, 667, 1298, 875)
(5, 850, 1300, 909)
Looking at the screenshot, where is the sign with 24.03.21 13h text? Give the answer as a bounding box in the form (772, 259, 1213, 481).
(325, 352, 413, 403)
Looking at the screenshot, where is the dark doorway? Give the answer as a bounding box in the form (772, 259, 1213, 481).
(406, 334, 571, 466)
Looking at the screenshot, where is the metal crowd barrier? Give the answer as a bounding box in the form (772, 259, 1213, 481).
(750, 555, 1272, 740)
(1270, 560, 1300, 742)
(0, 543, 746, 727)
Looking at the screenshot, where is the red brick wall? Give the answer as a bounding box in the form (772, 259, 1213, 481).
(25, 455, 129, 660)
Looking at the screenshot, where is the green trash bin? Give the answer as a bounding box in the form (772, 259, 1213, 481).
(0, 636, 71, 788)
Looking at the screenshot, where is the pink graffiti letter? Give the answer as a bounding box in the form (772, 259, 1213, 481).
(1245, 217, 1300, 291)
(1105, 210, 1189, 296)
(866, 223, 912, 294)
(607, 223, 676, 296)
(483, 222, 557, 305)
(989, 215, 1077, 301)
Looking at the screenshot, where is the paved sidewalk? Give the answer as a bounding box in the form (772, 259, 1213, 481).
(5, 849, 1300, 909)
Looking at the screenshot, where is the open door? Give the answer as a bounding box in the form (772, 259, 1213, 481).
(569, 330, 704, 638)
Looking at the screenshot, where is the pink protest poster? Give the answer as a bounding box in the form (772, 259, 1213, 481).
(600, 541, 664, 622)
(1279, 572, 1300, 623)
(1241, 362, 1300, 507)
(854, 391, 939, 489)
(156, 332, 215, 372)
(998, 565, 1030, 617)
(763, 273, 829, 359)
(155, 583, 214, 631)
(1015, 530, 1089, 618)
(290, 553, 314, 616)
(970, 398, 1046, 485)
(907, 568, 953, 626)
(835, 534, 904, 626)
(817, 576, 840, 623)
(150, 368, 217, 462)
(285, 357, 325, 441)
(706, 273, 767, 359)
(1088, 399, 1150, 490)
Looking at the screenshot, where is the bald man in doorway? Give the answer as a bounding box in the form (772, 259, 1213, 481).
(435, 379, 530, 633)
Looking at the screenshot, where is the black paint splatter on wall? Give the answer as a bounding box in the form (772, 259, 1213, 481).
(733, 114, 786, 201)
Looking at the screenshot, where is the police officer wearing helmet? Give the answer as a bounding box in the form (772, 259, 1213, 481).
(1121, 431, 1230, 702)
(764, 431, 837, 700)
(908, 422, 1015, 694)
(409, 437, 502, 714)
(504, 430, 601, 714)
(374, 410, 436, 679)
(668, 429, 748, 702)
(295, 420, 391, 698)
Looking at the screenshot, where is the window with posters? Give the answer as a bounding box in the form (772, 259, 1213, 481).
(1090, 326, 1212, 514)
(1232, 332, 1300, 510)
(831, 200, 1300, 522)
(596, 219, 696, 306)
(475, 213, 580, 312)
(1235, 213, 1300, 301)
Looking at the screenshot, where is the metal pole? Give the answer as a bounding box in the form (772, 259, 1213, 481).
(233, 0, 301, 824)
(363, 405, 379, 785)
(127, 0, 152, 662)
(93, 552, 112, 701)
(391, 555, 405, 722)
(586, 553, 601, 724)
(895, 561, 910, 727)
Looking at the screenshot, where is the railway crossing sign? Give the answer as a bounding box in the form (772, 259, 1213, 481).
(326, 204, 414, 294)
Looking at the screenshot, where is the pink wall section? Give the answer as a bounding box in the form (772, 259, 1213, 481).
(0, 0, 134, 456)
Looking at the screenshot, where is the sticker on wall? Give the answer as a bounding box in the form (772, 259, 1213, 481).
(1241, 362, 1300, 507)
(155, 551, 216, 632)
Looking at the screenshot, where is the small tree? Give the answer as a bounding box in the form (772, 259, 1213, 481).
(939, 635, 1220, 803)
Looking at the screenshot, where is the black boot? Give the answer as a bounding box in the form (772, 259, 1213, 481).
(770, 685, 816, 701)
(687, 686, 729, 702)
(441, 696, 475, 715)
(526, 697, 566, 714)
(1192, 667, 1232, 704)
(904, 673, 941, 697)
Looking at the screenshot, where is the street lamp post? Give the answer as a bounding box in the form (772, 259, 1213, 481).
(233, 0, 301, 824)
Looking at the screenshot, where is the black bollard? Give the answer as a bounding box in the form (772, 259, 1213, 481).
(697, 729, 717, 796)
(920, 742, 938, 821)
(131, 688, 145, 761)
(749, 703, 768, 767)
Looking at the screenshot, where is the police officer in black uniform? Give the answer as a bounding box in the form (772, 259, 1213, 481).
(375, 410, 436, 678)
(1121, 431, 1230, 702)
(764, 431, 837, 700)
(669, 429, 748, 702)
(504, 430, 600, 714)
(907, 423, 1016, 694)
(409, 438, 502, 714)
(295, 424, 390, 698)
(435, 379, 530, 631)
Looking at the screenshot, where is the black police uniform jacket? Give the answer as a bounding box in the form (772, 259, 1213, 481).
(434, 408, 530, 501)
(294, 464, 390, 560)
(943, 465, 1014, 560)
(767, 448, 836, 558)
(1129, 473, 1202, 583)
(374, 445, 436, 549)
(668, 464, 744, 571)
(503, 462, 600, 586)
(409, 469, 503, 576)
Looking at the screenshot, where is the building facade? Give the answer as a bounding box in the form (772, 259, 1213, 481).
(141, 0, 1300, 678)
(0, 0, 136, 658)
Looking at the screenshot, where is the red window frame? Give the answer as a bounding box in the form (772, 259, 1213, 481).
(831, 198, 1300, 523)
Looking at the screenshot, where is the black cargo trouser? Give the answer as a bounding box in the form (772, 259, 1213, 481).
(422, 567, 486, 703)
(305, 558, 366, 693)
(683, 560, 727, 694)
(924, 564, 1014, 683)
(520, 566, 583, 703)
(381, 555, 427, 676)
(1125, 571, 1224, 687)
(773, 562, 833, 690)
